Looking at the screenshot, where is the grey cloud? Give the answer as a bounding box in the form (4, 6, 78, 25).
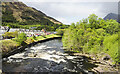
(22, 2, 118, 24)
(99, 2, 118, 14)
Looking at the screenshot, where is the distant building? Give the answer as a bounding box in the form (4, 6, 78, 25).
(41, 29, 46, 33)
(30, 27, 37, 29)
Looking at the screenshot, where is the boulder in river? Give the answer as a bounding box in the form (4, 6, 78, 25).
(102, 55, 111, 61)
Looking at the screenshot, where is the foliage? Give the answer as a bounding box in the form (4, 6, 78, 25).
(13, 33, 27, 45)
(2, 22, 69, 31)
(2, 9, 17, 23)
(0, 40, 20, 54)
(2, 2, 70, 31)
(103, 34, 120, 63)
(2, 31, 18, 39)
(56, 29, 65, 36)
(62, 14, 120, 64)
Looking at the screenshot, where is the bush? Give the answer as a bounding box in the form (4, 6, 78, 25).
(103, 34, 119, 64)
(56, 29, 65, 36)
(0, 40, 20, 54)
(62, 14, 120, 64)
(2, 31, 18, 39)
(14, 33, 27, 45)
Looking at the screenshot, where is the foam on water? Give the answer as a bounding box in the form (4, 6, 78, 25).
(6, 42, 74, 63)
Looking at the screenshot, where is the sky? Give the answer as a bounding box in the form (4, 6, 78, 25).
(18, 0, 119, 25)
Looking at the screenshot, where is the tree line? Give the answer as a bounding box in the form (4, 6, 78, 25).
(62, 14, 120, 64)
(2, 22, 69, 31)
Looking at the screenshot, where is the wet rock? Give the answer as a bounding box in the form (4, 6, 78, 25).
(51, 62, 57, 66)
(59, 61, 65, 64)
(27, 53, 37, 57)
(27, 53, 34, 57)
(7, 59, 13, 63)
(102, 55, 110, 61)
(50, 64, 64, 72)
(34, 67, 38, 71)
(34, 54, 37, 57)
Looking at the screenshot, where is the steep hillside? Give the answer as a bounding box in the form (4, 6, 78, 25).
(2, 2, 62, 25)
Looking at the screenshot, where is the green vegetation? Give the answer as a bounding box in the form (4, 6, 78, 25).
(103, 34, 119, 63)
(2, 7, 17, 23)
(2, 31, 18, 39)
(0, 40, 20, 55)
(1, 32, 61, 56)
(25, 38, 35, 44)
(2, 2, 69, 31)
(56, 29, 65, 36)
(2, 22, 69, 31)
(62, 14, 120, 64)
(1, 32, 27, 56)
(25, 34, 61, 44)
(13, 33, 27, 45)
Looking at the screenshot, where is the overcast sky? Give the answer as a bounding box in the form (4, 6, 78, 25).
(18, 0, 118, 25)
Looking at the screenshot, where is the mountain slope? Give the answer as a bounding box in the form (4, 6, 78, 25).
(2, 2, 62, 25)
(103, 13, 118, 22)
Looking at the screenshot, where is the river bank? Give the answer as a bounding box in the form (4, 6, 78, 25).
(2, 38, 119, 73)
(64, 49, 119, 73)
(2, 39, 85, 73)
(1, 34, 62, 58)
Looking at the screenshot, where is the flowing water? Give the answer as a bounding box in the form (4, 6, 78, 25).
(2, 39, 95, 73)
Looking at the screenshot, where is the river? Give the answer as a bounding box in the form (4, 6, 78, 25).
(2, 39, 95, 73)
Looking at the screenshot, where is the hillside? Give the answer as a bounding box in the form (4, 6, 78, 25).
(2, 2, 62, 25)
(103, 13, 118, 22)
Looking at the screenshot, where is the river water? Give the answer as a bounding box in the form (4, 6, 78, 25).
(2, 39, 95, 73)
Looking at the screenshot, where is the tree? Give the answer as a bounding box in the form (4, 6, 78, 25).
(62, 14, 120, 64)
(88, 14, 99, 29)
(14, 33, 27, 45)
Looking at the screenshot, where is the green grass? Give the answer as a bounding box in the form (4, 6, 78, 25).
(27, 34, 60, 40)
(45, 34, 61, 38)
(26, 34, 61, 44)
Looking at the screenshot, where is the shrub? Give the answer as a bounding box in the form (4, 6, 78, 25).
(103, 34, 119, 64)
(14, 33, 27, 45)
(56, 29, 65, 36)
(0, 40, 20, 54)
(2, 31, 18, 39)
(62, 14, 120, 64)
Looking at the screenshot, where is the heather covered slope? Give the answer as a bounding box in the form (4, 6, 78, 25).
(2, 2, 69, 31)
(2, 2, 62, 25)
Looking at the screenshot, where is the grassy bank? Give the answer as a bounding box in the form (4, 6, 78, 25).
(25, 34, 61, 44)
(0, 34, 61, 56)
